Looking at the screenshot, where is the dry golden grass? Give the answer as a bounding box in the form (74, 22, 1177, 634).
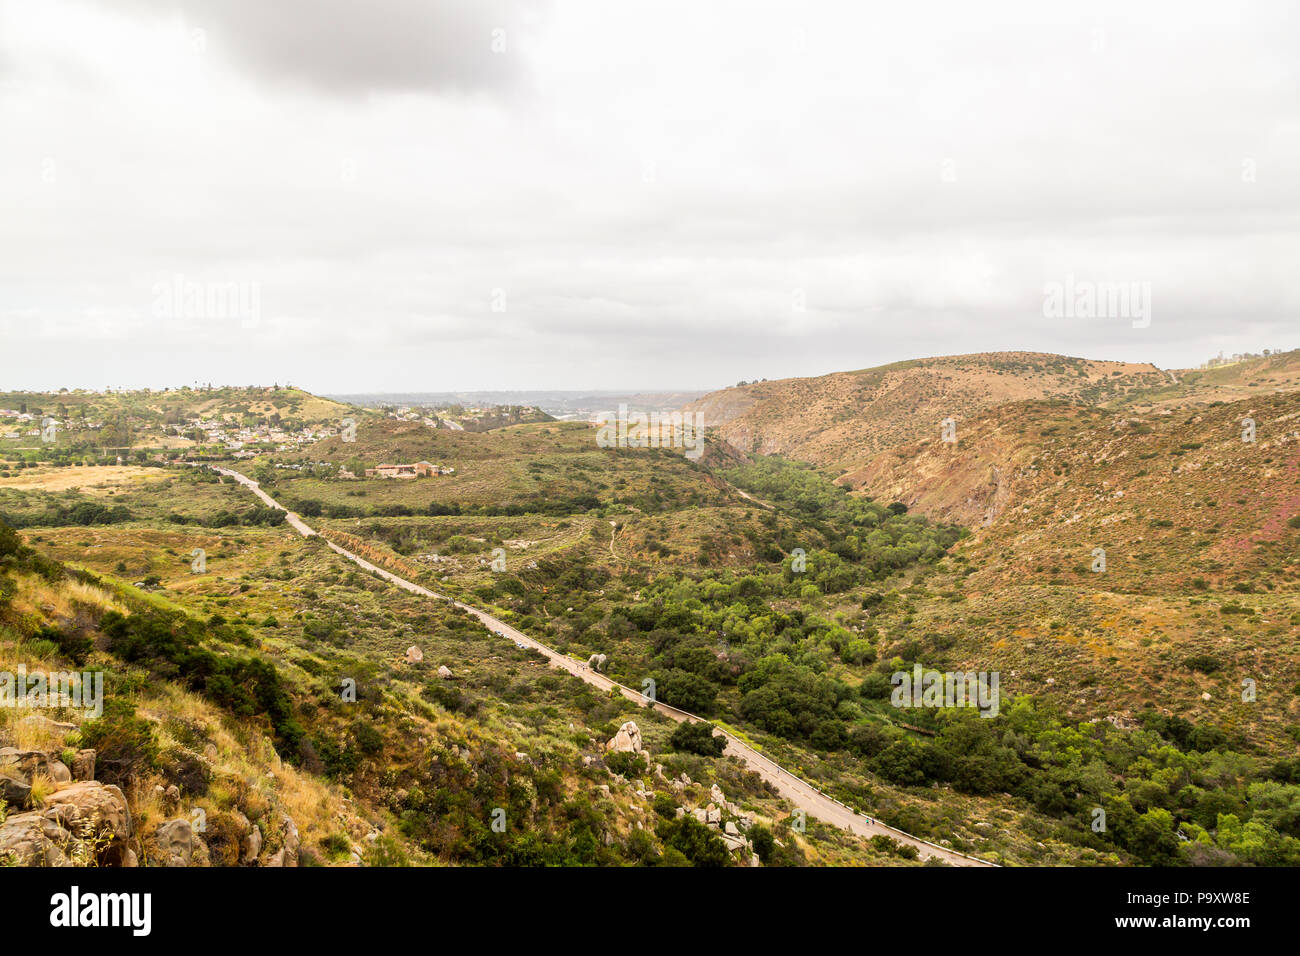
(4, 715, 78, 753)
(0, 565, 413, 866)
(27, 771, 56, 808)
(0, 465, 161, 494)
(7, 572, 126, 622)
(129, 678, 392, 864)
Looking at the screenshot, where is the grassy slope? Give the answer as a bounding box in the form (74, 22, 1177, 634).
(3, 470, 903, 867)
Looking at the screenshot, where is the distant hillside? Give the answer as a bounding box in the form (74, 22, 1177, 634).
(841, 387, 1300, 752)
(849, 390, 1300, 593)
(684, 352, 1169, 473)
(1109, 349, 1300, 412)
(330, 390, 709, 421)
(0, 386, 355, 429)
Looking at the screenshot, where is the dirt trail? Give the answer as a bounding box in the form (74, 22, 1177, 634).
(212, 466, 997, 867)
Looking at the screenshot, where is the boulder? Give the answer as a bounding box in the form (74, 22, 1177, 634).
(405, 645, 423, 664)
(586, 653, 607, 672)
(605, 721, 643, 754)
(0, 809, 73, 865)
(261, 813, 300, 868)
(18, 781, 134, 865)
(17, 714, 78, 735)
(719, 831, 748, 853)
(45, 781, 131, 833)
(71, 750, 96, 782)
(437, 665, 453, 679)
(710, 783, 727, 807)
(153, 818, 198, 867)
(47, 760, 72, 784)
(0, 774, 32, 809)
(242, 824, 263, 864)
(0, 748, 51, 783)
(282, 814, 300, 864)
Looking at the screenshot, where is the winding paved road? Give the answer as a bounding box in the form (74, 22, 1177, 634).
(211, 466, 996, 867)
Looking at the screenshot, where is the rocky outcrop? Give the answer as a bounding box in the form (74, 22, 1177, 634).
(243, 823, 263, 864)
(0, 774, 32, 808)
(0, 747, 72, 803)
(0, 808, 77, 866)
(0, 780, 133, 866)
(605, 721, 643, 754)
(44, 781, 132, 845)
(152, 783, 181, 813)
(71, 750, 96, 781)
(586, 653, 607, 671)
(151, 818, 208, 867)
(260, 813, 300, 867)
(0, 747, 54, 783)
(0, 732, 307, 870)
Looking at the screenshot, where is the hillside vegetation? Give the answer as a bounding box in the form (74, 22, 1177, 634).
(684, 352, 1170, 473)
(6, 353, 1300, 868)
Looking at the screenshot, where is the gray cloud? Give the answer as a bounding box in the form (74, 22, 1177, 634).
(116, 0, 541, 94)
(0, 0, 1296, 392)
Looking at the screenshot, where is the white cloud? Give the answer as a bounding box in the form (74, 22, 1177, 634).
(0, 0, 1296, 391)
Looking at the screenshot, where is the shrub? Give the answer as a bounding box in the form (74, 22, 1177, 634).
(78, 698, 159, 788)
(654, 816, 730, 867)
(1184, 654, 1223, 674)
(604, 751, 646, 778)
(668, 720, 726, 757)
(750, 824, 775, 863)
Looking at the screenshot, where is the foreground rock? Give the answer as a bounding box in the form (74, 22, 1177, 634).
(0, 780, 132, 866)
(148, 818, 210, 867)
(70, 750, 96, 781)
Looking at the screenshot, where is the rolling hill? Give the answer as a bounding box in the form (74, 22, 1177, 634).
(683, 352, 1171, 474)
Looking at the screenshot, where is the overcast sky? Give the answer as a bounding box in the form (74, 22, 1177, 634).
(1, 0, 1296, 392)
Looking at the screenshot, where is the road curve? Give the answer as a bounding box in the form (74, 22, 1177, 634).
(211, 465, 997, 867)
